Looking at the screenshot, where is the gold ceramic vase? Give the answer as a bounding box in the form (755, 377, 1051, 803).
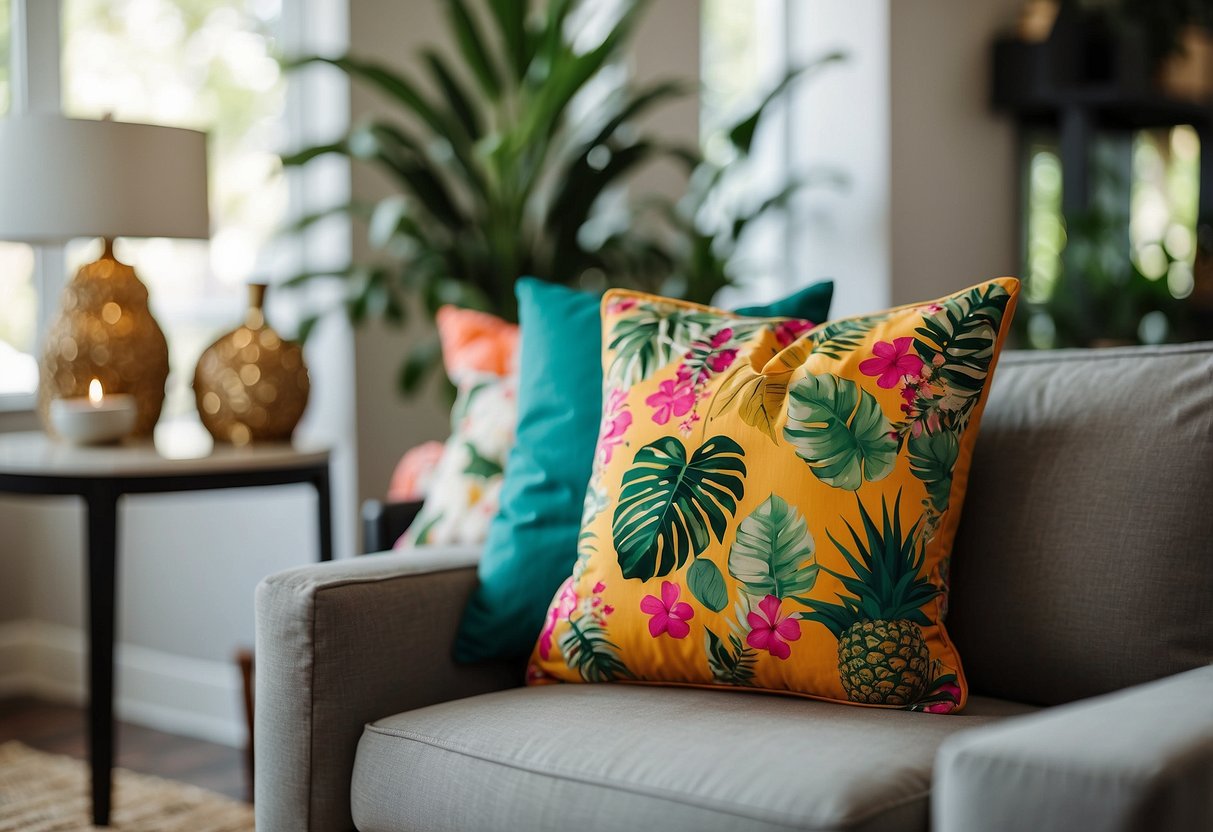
(193, 284, 310, 446)
(37, 240, 170, 437)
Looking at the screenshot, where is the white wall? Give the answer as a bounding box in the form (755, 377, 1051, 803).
(348, 0, 456, 506)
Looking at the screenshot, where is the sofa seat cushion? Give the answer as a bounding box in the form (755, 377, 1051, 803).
(350, 685, 1036, 832)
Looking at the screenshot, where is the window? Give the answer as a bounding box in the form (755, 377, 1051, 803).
(700, 0, 788, 304)
(1022, 126, 1201, 347)
(61, 0, 287, 418)
(0, 0, 40, 398)
(1, 0, 287, 414)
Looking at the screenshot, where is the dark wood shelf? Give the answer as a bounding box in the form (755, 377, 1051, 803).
(991, 14, 1213, 224)
(992, 37, 1213, 130)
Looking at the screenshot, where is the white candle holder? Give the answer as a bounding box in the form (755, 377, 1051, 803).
(49, 380, 137, 445)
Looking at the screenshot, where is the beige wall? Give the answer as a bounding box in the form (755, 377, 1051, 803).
(348, 0, 462, 508)
(888, 0, 1023, 304)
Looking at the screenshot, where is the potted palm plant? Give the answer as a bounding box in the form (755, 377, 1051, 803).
(279, 0, 842, 391)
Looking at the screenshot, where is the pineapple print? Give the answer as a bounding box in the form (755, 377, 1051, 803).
(798, 492, 942, 707)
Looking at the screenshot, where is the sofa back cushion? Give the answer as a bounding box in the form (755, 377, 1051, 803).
(949, 343, 1213, 706)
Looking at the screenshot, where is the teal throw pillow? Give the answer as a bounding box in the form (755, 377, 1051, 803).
(453, 278, 834, 662)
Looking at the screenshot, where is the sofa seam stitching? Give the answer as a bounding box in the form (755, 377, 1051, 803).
(362, 723, 928, 831)
(294, 562, 478, 594)
(1001, 343, 1213, 368)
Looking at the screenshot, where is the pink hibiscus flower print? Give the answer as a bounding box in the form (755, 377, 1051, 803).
(774, 319, 814, 347)
(538, 579, 578, 660)
(745, 595, 802, 660)
(922, 682, 962, 714)
(859, 337, 925, 389)
(706, 328, 738, 373)
(606, 298, 638, 315)
(599, 413, 632, 464)
(645, 379, 696, 425)
(640, 581, 695, 639)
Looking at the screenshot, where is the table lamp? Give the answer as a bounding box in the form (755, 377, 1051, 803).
(0, 115, 209, 436)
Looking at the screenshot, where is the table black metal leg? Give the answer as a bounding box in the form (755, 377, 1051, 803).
(314, 464, 333, 562)
(85, 485, 119, 827)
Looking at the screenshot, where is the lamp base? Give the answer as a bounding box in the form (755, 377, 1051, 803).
(37, 242, 169, 438)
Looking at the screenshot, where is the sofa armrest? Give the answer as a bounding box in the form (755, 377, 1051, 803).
(933, 665, 1213, 832)
(254, 547, 522, 832)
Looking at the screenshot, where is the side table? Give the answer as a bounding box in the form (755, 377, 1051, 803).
(0, 431, 332, 827)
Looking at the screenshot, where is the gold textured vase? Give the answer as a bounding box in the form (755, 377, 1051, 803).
(37, 240, 170, 437)
(193, 284, 309, 446)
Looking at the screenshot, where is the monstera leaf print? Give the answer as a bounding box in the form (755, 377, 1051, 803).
(908, 429, 959, 515)
(783, 373, 898, 491)
(729, 494, 818, 602)
(808, 313, 889, 360)
(612, 436, 746, 581)
(913, 284, 1010, 422)
(607, 304, 719, 387)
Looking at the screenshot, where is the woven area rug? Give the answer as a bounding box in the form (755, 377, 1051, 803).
(0, 742, 253, 831)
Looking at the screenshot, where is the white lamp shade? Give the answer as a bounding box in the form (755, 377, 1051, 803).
(0, 115, 209, 243)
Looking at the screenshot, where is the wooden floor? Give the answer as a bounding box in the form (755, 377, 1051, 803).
(0, 697, 248, 803)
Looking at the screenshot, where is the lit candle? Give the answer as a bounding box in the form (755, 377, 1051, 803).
(49, 379, 137, 445)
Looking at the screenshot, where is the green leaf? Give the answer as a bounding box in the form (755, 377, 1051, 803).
(462, 442, 503, 479)
(445, 0, 503, 98)
(291, 55, 451, 140)
(295, 314, 321, 344)
(807, 313, 888, 360)
(612, 436, 746, 581)
(397, 337, 443, 394)
(687, 558, 728, 612)
(726, 51, 845, 156)
(276, 202, 373, 237)
(728, 494, 817, 603)
(907, 429, 959, 514)
(783, 373, 897, 491)
(355, 122, 474, 226)
(913, 283, 1011, 424)
(705, 628, 757, 686)
(606, 303, 718, 387)
(280, 141, 348, 167)
(409, 512, 442, 545)
(422, 49, 483, 140)
(558, 616, 631, 682)
(487, 0, 528, 79)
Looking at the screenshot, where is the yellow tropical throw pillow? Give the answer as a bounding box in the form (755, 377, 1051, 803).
(527, 278, 1019, 712)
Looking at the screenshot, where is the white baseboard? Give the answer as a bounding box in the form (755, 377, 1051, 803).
(0, 620, 245, 748)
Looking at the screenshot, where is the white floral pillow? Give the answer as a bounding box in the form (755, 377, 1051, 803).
(394, 304, 519, 549)
(397, 372, 517, 547)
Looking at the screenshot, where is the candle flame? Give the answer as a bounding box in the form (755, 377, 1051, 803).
(88, 379, 103, 404)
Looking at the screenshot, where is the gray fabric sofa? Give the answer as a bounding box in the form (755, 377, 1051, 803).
(255, 343, 1213, 832)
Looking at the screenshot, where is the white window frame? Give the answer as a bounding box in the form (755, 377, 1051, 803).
(703, 0, 890, 318)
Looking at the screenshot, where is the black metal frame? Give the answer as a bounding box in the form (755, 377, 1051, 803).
(360, 497, 424, 553)
(0, 460, 332, 827)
